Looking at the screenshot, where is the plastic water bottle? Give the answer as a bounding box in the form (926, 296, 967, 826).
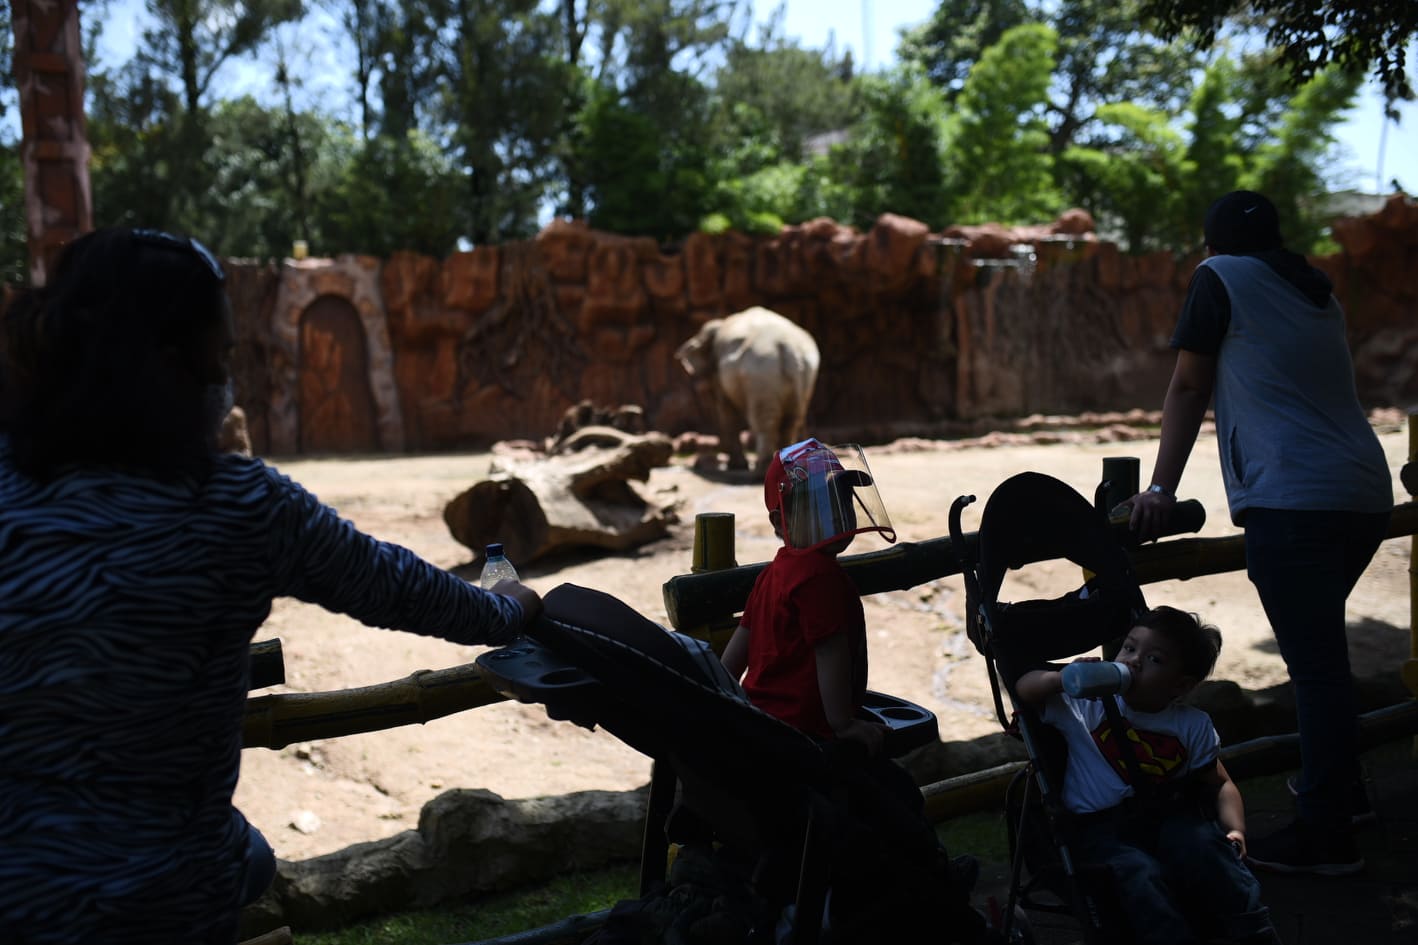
(1061, 661, 1132, 698)
(478, 543, 520, 589)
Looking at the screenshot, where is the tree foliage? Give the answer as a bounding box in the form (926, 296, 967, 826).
(1142, 0, 1416, 101)
(945, 23, 1060, 224)
(1060, 62, 1359, 252)
(896, 0, 1029, 99)
(0, 0, 1376, 282)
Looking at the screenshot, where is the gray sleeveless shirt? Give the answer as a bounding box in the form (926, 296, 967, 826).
(1201, 254, 1392, 524)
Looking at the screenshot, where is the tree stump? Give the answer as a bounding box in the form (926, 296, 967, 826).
(443, 430, 679, 565)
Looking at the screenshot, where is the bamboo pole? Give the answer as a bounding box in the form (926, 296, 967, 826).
(242, 663, 507, 750)
(683, 512, 741, 651)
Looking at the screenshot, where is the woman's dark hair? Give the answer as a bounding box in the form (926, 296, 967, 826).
(0, 227, 228, 480)
(1135, 605, 1222, 680)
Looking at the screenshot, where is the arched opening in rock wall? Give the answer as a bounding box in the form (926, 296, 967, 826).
(298, 294, 380, 453)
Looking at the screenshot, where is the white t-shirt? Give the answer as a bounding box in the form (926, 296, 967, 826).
(1040, 693, 1219, 815)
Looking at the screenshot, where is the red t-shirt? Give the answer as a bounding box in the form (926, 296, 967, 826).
(739, 545, 868, 738)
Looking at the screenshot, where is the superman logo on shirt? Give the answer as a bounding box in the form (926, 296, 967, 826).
(1091, 719, 1188, 784)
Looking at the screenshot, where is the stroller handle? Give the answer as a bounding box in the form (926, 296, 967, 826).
(948, 493, 976, 551)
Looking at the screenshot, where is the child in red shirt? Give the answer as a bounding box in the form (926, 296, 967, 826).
(721, 437, 895, 755)
(720, 439, 994, 941)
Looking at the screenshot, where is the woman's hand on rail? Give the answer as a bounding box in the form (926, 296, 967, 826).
(492, 580, 544, 633)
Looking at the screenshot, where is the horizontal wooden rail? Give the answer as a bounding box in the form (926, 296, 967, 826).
(665, 500, 1418, 631)
(243, 501, 1418, 748)
(243, 663, 504, 750)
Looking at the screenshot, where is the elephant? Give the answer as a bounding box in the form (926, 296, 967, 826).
(675, 306, 820, 473)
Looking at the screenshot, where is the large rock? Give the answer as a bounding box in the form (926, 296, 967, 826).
(240, 787, 648, 937)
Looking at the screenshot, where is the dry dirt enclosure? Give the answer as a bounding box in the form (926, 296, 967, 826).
(234, 423, 1415, 863)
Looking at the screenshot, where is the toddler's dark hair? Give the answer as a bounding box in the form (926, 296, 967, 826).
(1134, 605, 1221, 680)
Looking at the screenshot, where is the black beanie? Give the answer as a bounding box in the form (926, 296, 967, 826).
(1203, 190, 1283, 255)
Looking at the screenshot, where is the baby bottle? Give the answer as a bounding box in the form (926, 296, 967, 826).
(1061, 661, 1132, 698)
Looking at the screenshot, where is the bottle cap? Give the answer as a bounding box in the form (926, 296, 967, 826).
(486, 543, 504, 557)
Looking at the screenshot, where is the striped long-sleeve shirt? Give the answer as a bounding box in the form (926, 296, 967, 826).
(0, 439, 522, 944)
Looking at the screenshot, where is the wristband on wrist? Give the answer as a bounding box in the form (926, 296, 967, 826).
(1146, 483, 1173, 497)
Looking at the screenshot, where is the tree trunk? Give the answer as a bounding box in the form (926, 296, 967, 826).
(443, 431, 678, 565)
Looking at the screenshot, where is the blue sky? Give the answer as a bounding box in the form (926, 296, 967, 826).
(56, 0, 1418, 195)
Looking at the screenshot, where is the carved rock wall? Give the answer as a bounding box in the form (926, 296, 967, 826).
(230, 197, 1418, 456)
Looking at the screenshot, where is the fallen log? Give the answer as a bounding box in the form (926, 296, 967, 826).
(444, 430, 679, 565)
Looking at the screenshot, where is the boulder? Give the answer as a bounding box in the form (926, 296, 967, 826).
(239, 787, 648, 937)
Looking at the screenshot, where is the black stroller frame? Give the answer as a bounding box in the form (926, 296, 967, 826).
(475, 583, 950, 945)
(948, 471, 1199, 945)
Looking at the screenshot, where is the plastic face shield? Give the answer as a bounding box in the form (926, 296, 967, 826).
(773, 439, 896, 552)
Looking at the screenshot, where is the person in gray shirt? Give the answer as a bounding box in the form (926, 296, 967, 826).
(1127, 191, 1392, 877)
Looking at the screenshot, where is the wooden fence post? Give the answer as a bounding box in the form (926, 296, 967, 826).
(681, 512, 740, 652)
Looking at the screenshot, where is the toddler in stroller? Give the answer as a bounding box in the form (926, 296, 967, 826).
(1015, 607, 1280, 945)
(949, 471, 1278, 945)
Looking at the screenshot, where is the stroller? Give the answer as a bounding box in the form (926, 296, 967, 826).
(475, 583, 994, 944)
(948, 472, 1207, 944)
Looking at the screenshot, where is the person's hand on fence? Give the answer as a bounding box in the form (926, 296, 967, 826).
(1126, 488, 1177, 542)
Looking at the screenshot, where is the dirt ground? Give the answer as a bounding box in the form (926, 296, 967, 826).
(234, 421, 1415, 862)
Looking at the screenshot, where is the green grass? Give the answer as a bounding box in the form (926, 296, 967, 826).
(295, 863, 637, 945)
(938, 809, 1011, 863)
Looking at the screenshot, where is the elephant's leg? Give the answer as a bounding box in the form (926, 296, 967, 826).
(745, 400, 787, 474)
(716, 396, 749, 470)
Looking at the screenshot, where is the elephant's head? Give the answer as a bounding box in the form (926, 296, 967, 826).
(674, 319, 723, 378)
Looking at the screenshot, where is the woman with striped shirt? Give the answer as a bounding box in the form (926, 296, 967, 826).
(0, 228, 542, 943)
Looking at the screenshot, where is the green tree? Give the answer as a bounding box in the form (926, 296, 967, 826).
(711, 6, 858, 163)
(561, 0, 742, 237)
(1241, 67, 1364, 250)
(692, 6, 859, 232)
(1044, 0, 1198, 154)
(424, 0, 576, 244)
(1060, 103, 1189, 250)
(84, 0, 301, 238)
(897, 0, 1029, 99)
(945, 23, 1060, 224)
(571, 79, 714, 239)
(1, 144, 23, 286)
(902, 0, 1199, 155)
(318, 130, 470, 257)
(1058, 57, 1359, 254)
(806, 68, 951, 229)
(1143, 0, 1416, 100)
(87, 62, 188, 230)
(1178, 56, 1244, 240)
(136, 0, 302, 223)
